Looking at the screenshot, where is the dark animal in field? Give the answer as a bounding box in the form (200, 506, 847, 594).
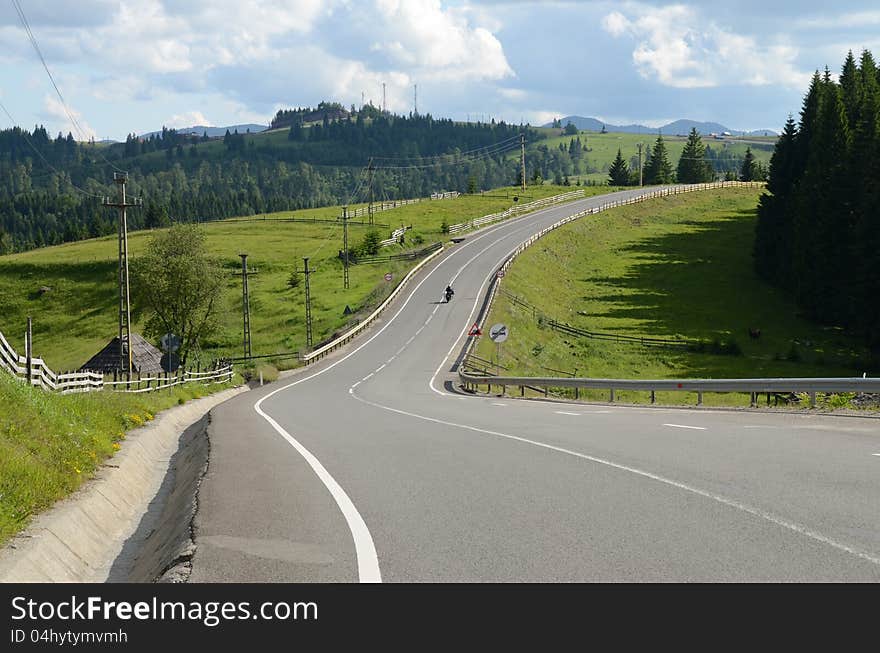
(748, 327, 761, 339)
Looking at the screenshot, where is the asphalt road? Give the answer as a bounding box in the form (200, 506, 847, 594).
(191, 188, 880, 582)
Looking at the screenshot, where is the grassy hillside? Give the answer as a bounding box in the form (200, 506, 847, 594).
(0, 369, 235, 545)
(0, 184, 607, 371)
(475, 187, 872, 407)
(525, 130, 773, 184)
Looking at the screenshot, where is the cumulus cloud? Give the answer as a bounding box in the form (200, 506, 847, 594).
(43, 94, 97, 140)
(602, 4, 810, 89)
(2, 0, 514, 124)
(166, 111, 213, 128)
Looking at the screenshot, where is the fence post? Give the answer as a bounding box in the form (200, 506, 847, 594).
(25, 316, 32, 386)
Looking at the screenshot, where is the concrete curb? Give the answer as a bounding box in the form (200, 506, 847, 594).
(0, 384, 248, 583)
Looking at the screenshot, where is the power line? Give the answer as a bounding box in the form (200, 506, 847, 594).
(0, 97, 103, 198)
(10, 0, 126, 174)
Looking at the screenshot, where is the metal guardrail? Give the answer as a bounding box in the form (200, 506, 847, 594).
(458, 372, 880, 407)
(447, 189, 585, 235)
(300, 244, 446, 365)
(449, 181, 878, 408)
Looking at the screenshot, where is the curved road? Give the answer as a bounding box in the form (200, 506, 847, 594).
(191, 188, 880, 582)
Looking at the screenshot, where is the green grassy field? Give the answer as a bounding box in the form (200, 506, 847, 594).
(0, 184, 607, 371)
(531, 130, 774, 180)
(475, 187, 872, 407)
(0, 370, 236, 545)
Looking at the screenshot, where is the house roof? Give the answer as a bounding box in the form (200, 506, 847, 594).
(80, 333, 165, 373)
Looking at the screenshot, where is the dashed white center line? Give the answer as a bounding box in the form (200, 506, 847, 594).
(376, 364, 386, 372)
(555, 411, 581, 416)
(491, 402, 507, 406)
(362, 373, 374, 381)
(872, 453, 880, 457)
(663, 423, 706, 430)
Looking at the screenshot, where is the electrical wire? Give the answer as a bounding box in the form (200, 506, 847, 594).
(0, 97, 103, 198)
(10, 0, 126, 174)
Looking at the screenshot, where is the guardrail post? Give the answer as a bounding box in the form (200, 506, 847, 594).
(650, 390, 655, 404)
(697, 391, 703, 406)
(750, 392, 757, 408)
(520, 385, 524, 397)
(609, 388, 615, 403)
(809, 392, 816, 408)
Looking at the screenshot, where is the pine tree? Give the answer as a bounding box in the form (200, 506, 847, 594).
(608, 148, 630, 186)
(739, 147, 757, 181)
(676, 128, 713, 183)
(643, 134, 673, 184)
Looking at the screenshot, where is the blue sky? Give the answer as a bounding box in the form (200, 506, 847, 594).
(1, 0, 878, 140)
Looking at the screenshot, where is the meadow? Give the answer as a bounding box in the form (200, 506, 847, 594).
(475, 188, 871, 407)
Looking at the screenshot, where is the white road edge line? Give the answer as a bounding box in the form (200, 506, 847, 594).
(555, 411, 581, 416)
(348, 390, 880, 569)
(663, 423, 706, 430)
(251, 205, 554, 583)
(252, 400, 381, 582)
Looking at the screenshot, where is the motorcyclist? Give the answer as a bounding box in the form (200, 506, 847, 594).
(445, 285, 454, 302)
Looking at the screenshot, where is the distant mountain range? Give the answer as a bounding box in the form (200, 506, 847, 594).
(138, 124, 268, 139)
(542, 116, 776, 137)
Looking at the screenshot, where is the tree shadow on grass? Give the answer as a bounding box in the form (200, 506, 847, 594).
(572, 211, 864, 373)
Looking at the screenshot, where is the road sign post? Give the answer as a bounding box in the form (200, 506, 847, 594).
(489, 323, 509, 375)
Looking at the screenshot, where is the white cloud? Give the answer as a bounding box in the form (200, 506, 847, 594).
(43, 94, 96, 140)
(602, 4, 810, 89)
(498, 87, 527, 100)
(166, 111, 213, 128)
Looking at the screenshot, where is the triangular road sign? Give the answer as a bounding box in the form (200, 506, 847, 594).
(468, 323, 482, 336)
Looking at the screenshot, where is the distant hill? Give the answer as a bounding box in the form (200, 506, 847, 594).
(138, 124, 267, 139)
(544, 115, 776, 137)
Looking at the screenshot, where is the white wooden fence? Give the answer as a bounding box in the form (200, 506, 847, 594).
(0, 329, 233, 394)
(346, 190, 460, 220)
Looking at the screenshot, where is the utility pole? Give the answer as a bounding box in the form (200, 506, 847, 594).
(413, 84, 417, 115)
(367, 159, 375, 225)
(637, 143, 644, 187)
(300, 257, 313, 349)
(239, 253, 252, 359)
(520, 133, 526, 191)
(361, 91, 365, 109)
(103, 172, 140, 374)
(382, 83, 386, 113)
(342, 206, 350, 289)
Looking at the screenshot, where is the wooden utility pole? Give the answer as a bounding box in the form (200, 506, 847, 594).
(239, 253, 252, 359)
(382, 83, 386, 113)
(637, 143, 644, 187)
(300, 257, 313, 349)
(103, 172, 140, 374)
(342, 206, 350, 289)
(520, 133, 526, 191)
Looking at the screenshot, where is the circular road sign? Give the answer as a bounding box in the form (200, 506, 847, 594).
(384, 272, 393, 282)
(496, 269, 505, 279)
(489, 323, 509, 343)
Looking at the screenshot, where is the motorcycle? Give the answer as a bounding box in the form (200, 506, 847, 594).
(445, 287, 454, 303)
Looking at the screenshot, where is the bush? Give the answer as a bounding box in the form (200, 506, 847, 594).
(359, 230, 382, 256)
(287, 271, 301, 289)
(440, 219, 449, 235)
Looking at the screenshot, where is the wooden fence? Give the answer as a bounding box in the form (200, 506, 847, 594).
(0, 329, 233, 394)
